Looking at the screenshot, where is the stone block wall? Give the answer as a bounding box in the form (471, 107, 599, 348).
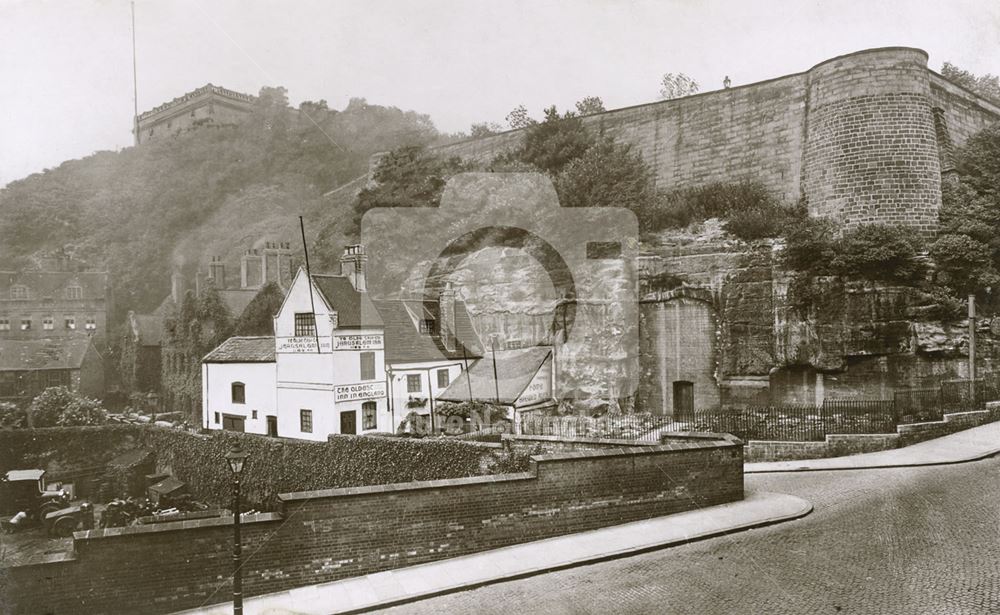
(429, 47, 1000, 235)
(2, 435, 743, 615)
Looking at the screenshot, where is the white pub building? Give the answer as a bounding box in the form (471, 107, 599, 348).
(202, 245, 483, 440)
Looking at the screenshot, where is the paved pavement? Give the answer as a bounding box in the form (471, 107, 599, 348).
(175, 491, 810, 615)
(383, 455, 1000, 615)
(746, 420, 1000, 473)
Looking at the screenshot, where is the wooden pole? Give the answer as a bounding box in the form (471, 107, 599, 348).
(299, 217, 321, 354)
(969, 294, 976, 403)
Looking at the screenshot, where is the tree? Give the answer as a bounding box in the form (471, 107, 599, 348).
(555, 136, 655, 218)
(469, 122, 503, 138)
(574, 96, 606, 116)
(941, 62, 1000, 105)
(233, 282, 285, 336)
(659, 72, 700, 100)
(514, 106, 594, 175)
(28, 387, 107, 427)
(505, 105, 536, 129)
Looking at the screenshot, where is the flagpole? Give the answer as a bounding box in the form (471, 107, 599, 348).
(299, 216, 321, 354)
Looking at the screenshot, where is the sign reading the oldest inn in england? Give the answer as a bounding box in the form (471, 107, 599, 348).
(334, 381, 388, 402)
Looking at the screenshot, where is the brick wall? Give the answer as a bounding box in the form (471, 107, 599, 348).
(429, 47, 1000, 234)
(2, 435, 744, 615)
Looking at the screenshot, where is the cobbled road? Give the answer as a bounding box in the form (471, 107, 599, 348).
(380, 457, 1000, 615)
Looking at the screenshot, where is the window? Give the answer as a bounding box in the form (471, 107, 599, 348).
(20, 319, 30, 331)
(0, 319, 9, 331)
(419, 319, 435, 335)
(362, 401, 377, 430)
(214, 412, 220, 424)
(64, 317, 75, 330)
(294, 313, 316, 337)
(42, 316, 54, 331)
(407, 374, 422, 393)
(437, 369, 450, 389)
(85, 317, 96, 331)
(300, 409, 313, 433)
(231, 382, 245, 404)
(10, 285, 27, 300)
(65, 286, 82, 300)
(46, 370, 68, 388)
(360, 352, 375, 381)
(251, 409, 258, 420)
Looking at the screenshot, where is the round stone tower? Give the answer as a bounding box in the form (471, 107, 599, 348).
(802, 47, 941, 234)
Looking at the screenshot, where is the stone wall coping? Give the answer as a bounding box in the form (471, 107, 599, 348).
(72, 512, 283, 542)
(746, 439, 827, 446)
(1, 550, 78, 570)
(806, 46, 928, 73)
(943, 410, 989, 420)
(502, 434, 660, 446)
(826, 433, 900, 440)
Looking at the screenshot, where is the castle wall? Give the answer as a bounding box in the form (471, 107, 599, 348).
(430, 47, 1000, 234)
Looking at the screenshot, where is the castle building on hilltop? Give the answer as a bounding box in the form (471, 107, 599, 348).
(135, 84, 256, 144)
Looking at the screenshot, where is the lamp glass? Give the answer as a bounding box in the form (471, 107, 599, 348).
(225, 447, 249, 475)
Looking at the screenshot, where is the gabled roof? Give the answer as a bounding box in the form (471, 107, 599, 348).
(0, 338, 95, 371)
(310, 274, 383, 328)
(203, 336, 275, 363)
(0, 271, 107, 302)
(219, 289, 259, 319)
(437, 347, 552, 405)
(371, 299, 483, 364)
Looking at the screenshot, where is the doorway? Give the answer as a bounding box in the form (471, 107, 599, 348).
(672, 381, 694, 421)
(340, 410, 357, 435)
(266, 415, 278, 437)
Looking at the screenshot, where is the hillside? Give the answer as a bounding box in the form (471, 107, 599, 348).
(0, 88, 441, 323)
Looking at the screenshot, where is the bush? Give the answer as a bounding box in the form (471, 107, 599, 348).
(928, 233, 999, 295)
(657, 180, 792, 239)
(0, 424, 533, 510)
(28, 387, 107, 428)
(829, 225, 924, 283)
(0, 402, 27, 429)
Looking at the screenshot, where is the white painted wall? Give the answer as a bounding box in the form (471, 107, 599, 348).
(391, 360, 466, 425)
(202, 362, 277, 435)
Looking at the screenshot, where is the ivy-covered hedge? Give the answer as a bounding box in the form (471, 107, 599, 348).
(0, 425, 530, 509)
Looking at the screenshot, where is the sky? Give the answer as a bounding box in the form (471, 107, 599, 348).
(1, 0, 998, 187)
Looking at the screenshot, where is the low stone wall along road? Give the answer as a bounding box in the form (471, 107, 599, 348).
(384, 457, 1000, 615)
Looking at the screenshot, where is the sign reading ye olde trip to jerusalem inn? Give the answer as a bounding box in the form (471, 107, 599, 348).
(276, 333, 384, 353)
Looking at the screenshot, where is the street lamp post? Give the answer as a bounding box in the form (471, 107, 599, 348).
(225, 446, 250, 615)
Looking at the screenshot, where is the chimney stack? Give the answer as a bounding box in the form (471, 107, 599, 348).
(439, 283, 456, 352)
(340, 245, 367, 293)
(209, 256, 225, 288)
(171, 269, 182, 304)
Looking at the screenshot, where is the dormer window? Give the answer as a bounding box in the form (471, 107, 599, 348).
(10, 285, 27, 300)
(419, 319, 435, 335)
(65, 285, 83, 300)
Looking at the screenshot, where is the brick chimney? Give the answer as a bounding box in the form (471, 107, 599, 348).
(171, 269, 182, 304)
(439, 283, 456, 351)
(209, 256, 225, 288)
(340, 245, 367, 293)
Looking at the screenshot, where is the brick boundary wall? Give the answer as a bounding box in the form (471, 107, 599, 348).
(1, 434, 743, 615)
(745, 409, 1000, 462)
